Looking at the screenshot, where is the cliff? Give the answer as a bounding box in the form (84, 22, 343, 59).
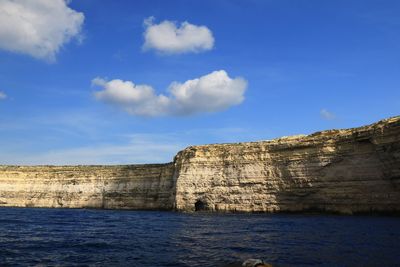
(0, 164, 175, 210)
(174, 116, 400, 214)
(0, 116, 399, 214)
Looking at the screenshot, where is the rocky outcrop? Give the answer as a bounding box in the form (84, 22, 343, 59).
(173, 116, 400, 214)
(0, 164, 175, 210)
(0, 116, 399, 214)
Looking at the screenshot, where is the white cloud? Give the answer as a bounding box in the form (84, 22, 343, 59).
(92, 77, 172, 117)
(0, 91, 6, 99)
(0, 0, 84, 61)
(92, 70, 247, 117)
(143, 17, 214, 54)
(320, 109, 336, 120)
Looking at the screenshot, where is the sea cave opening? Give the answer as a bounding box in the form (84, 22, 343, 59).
(194, 200, 207, 211)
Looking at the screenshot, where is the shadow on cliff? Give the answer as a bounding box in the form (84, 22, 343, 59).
(272, 136, 400, 215)
(99, 163, 176, 210)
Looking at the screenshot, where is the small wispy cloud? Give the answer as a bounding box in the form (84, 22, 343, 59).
(0, 104, 270, 165)
(0, 126, 270, 165)
(0, 91, 7, 100)
(0, 134, 185, 165)
(142, 16, 214, 54)
(320, 108, 336, 120)
(92, 70, 247, 117)
(0, 0, 84, 61)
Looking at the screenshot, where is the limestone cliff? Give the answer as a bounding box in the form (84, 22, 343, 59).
(0, 164, 174, 210)
(0, 116, 399, 214)
(173, 116, 400, 214)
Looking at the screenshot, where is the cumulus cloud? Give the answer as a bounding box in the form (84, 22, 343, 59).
(0, 0, 84, 61)
(92, 70, 247, 117)
(143, 17, 214, 54)
(0, 91, 6, 100)
(320, 109, 336, 120)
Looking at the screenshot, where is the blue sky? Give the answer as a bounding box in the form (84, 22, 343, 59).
(0, 0, 399, 165)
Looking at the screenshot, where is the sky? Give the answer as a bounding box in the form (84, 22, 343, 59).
(0, 0, 399, 165)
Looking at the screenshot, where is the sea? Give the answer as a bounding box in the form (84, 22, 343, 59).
(0, 207, 399, 267)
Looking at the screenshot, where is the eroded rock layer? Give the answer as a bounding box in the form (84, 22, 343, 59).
(0, 164, 175, 210)
(0, 116, 399, 214)
(173, 116, 400, 213)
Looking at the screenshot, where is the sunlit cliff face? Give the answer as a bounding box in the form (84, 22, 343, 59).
(0, 117, 399, 214)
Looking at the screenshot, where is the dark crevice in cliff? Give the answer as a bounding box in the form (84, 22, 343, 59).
(194, 200, 208, 211)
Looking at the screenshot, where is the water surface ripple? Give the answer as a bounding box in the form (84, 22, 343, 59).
(0, 208, 399, 266)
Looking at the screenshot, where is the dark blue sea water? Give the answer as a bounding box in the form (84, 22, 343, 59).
(0, 208, 399, 267)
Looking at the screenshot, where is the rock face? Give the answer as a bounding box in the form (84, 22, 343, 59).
(0, 116, 399, 214)
(174, 116, 400, 214)
(0, 164, 175, 210)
